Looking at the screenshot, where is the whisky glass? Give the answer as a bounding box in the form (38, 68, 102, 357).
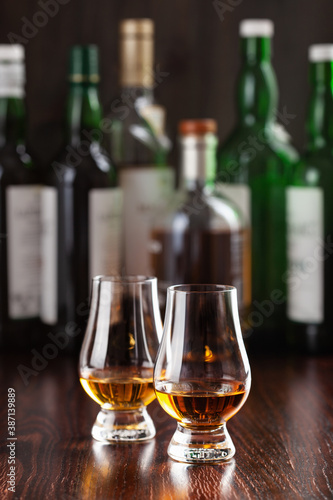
(154, 284, 251, 463)
(79, 276, 162, 442)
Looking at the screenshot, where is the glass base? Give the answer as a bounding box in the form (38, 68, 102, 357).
(167, 423, 235, 463)
(92, 407, 156, 443)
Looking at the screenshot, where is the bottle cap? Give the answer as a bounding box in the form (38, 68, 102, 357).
(82, 45, 100, 83)
(68, 45, 84, 83)
(0, 44, 24, 62)
(119, 18, 154, 87)
(179, 120, 218, 186)
(119, 18, 154, 36)
(309, 44, 333, 62)
(239, 19, 274, 38)
(0, 44, 25, 98)
(179, 119, 217, 136)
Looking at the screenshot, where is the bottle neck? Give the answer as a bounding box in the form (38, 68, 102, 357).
(306, 61, 333, 150)
(237, 37, 278, 127)
(66, 82, 103, 147)
(180, 134, 217, 191)
(0, 97, 26, 149)
(119, 29, 154, 89)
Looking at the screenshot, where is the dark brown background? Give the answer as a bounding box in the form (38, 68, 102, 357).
(1, 0, 333, 167)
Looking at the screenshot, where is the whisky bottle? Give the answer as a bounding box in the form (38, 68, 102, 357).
(0, 45, 40, 349)
(287, 45, 333, 353)
(150, 119, 251, 325)
(42, 45, 121, 351)
(217, 19, 299, 347)
(107, 18, 174, 275)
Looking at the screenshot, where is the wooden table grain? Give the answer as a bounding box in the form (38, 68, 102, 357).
(0, 352, 332, 500)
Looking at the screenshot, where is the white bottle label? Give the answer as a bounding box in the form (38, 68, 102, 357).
(89, 188, 123, 281)
(215, 183, 251, 224)
(40, 187, 58, 325)
(6, 185, 41, 319)
(120, 167, 175, 275)
(286, 187, 324, 323)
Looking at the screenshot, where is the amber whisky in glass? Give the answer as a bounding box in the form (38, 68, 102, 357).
(154, 284, 251, 463)
(79, 276, 162, 442)
(80, 367, 156, 410)
(155, 380, 247, 428)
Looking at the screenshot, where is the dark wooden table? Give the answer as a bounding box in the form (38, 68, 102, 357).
(1, 351, 332, 500)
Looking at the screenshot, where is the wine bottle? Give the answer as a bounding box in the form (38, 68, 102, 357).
(287, 45, 333, 353)
(150, 119, 251, 327)
(42, 45, 121, 352)
(107, 18, 174, 275)
(0, 45, 41, 349)
(216, 19, 299, 348)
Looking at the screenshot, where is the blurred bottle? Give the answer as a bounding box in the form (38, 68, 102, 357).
(216, 19, 299, 348)
(287, 45, 333, 354)
(107, 18, 174, 275)
(42, 45, 121, 353)
(150, 119, 251, 328)
(0, 45, 41, 349)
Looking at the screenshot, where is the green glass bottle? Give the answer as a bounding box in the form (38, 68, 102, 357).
(217, 19, 299, 347)
(287, 45, 333, 353)
(42, 46, 121, 352)
(0, 45, 40, 349)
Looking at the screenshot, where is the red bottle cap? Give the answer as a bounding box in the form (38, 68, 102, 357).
(178, 119, 217, 136)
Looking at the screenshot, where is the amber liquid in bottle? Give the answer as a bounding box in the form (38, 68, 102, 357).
(151, 229, 244, 285)
(150, 227, 251, 321)
(80, 367, 156, 410)
(155, 380, 247, 428)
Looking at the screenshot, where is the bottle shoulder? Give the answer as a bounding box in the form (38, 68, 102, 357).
(46, 143, 117, 188)
(107, 88, 156, 121)
(0, 146, 38, 185)
(217, 125, 296, 183)
(268, 124, 300, 165)
(107, 92, 170, 167)
(206, 189, 245, 230)
(290, 149, 333, 187)
(219, 124, 297, 158)
(157, 188, 244, 233)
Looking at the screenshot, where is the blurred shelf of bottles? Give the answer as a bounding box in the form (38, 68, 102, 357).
(0, 17, 332, 355)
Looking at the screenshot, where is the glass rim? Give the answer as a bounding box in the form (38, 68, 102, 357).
(167, 284, 236, 294)
(92, 275, 157, 285)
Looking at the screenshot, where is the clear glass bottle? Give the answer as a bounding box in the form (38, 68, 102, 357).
(42, 45, 121, 352)
(107, 18, 174, 275)
(150, 119, 251, 327)
(287, 44, 333, 353)
(0, 45, 41, 349)
(217, 19, 299, 346)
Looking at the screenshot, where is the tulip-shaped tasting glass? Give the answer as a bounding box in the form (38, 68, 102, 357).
(79, 276, 162, 442)
(154, 284, 251, 463)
